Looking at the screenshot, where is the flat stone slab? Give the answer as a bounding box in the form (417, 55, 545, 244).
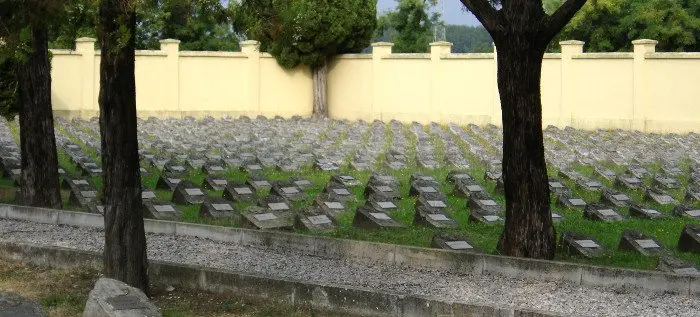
(352, 206, 403, 229)
(468, 194, 501, 215)
(628, 204, 665, 220)
(584, 204, 624, 221)
(202, 177, 228, 191)
(83, 278, 160, 317)
(0, 292, 46, 317)
(413, 206, 458, 228)
(363, 183, 401, 200)
(615, 174, 644, 191)
(271, 182, 308, 201)
(431, 232, 480, 253)
(645, 187, 678, 205)
(556, 192, 587, 209)
(155, 172, 183, 191)
(143, 201, 182, 221)
(656, 256, 700, 275)
(678, 224, 700, 253)
(331, 174, 362, 187)
(561, 232, 604, 258)
(240, 208, 294, 231)
(296, 208, 337, 231)
(246, 177, 272, 191)
(600, 190, 631, 207)
(313, 198, 346, 221)
(453, 180, 484, 198)
(548, 179, 570, 195)
(171, 181, 208, 205)
(618, 230, 666, 256)
(199, 198, 239, 220)
(68, 189, 98, 208)
(468, 211, 503, 224)
(673, 206, 700, 219)
(323, 184, 355, 202)
(223, 183, 257, 202)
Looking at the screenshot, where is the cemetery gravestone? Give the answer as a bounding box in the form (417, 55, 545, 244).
(352, 205, 403, 229)
(223, 183, 256, 202)
(678, 224, 700, 253)
(628, 204, 665, 219)
(240, 207, 294, 231)
(143, 201, 182, 221)
(430, 232, 480, 253)
(584, 204, 624, 221)
(413, 205, 458, 229)
(199, 198, 239, 220)
(618, 230, 666, 256)
(171, 181, 208, 205)
(673, 206, 700, 219)
(561, 232, 604, 258)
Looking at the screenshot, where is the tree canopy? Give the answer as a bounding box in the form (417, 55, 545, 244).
(445, 25, 493, 53)
(374, 0, 440, 53)
(548, 0, 700, 51)
(236, 0, 376, 68)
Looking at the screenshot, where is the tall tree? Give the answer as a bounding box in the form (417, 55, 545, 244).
(97, 0, 149, 293)
(445, 25, 493, 53)
(374, 0, 440, 53)
(547, 0, 700, 52)
(0, 1, 63, 209)
(459, 0, 586, 259)
(235, 0, 376, 117)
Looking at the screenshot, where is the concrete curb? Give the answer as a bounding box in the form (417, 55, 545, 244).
(0, 203, 697, 296)
(0, 241, 567, 317)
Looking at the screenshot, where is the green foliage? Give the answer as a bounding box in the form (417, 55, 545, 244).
(236, 0, 376, 68)
(445, 25, 493, 53)
(0, 59, 19, 121)
(374, 0, 440, 53)
(551, 0, 700, 52)
(50, 0, 99, 49)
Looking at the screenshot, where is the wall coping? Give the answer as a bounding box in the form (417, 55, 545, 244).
(383, 53, 431, 60)
(572, 53, 634, 59)
(50, 49, 80, 56)
(646, 52, 700, 59)
(179, 51, 247, 58)
(335, 54, 373, 59)
(442, 53, 493, 60)
(0, 241, 566, 317)
(0, 203, 696, 296)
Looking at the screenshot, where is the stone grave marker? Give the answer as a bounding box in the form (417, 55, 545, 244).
(149, 156, 170, 170)
(199, 198, 239, 220)
(556, 192, 587, 209)
(673, 206, 700, 219)
(331, 174, 362, 187)
(430, 232, 480, 253)
(247, 177, 272, 191)
(68, 188, 98, 208)
(240, 206, 294, 231)
(0, 292, 47, 317)
(685, 187, 700, 202)
(413, 205, 458, 228)
(290, 177, 313, 189)
(141, 189, 156, 201)
(223, 182, 257, 202)
(656, 256, 700, 275)
(61, 176, 92, 190)
(561, 232, 604, 258)
(644, 187, 678, 205)
(352, 205, 403, 229)
(259, 194, 292, 212)
(618, 230, 666, 256)
(551, 212, 565, 223)
(203, 176, 228, 191)
(661, 165, 684, 176)
(315, 158, 340, 171)
(652, 174, 681, 190)
(368, 173, 399, 187)
(584, 204, 624, 221)
(87, 204, 105, 214)
(171, 181, 208, 205)
(601, 189, 632, 207)
(415, 194, 448, 213)
(314, 198, 346, 221)
(143, 201, 182, 221)
(558, 169, 582, 181)
(367, 197, 399, 212)
(468, 193, 501, 215)
(271, 181, 308, 201)
(242, 164, 264, 174)
(628, 204, 665, 219)
(548, 179, 570, 195)
(363, 183, 401, 200)
(296, 207, 336, 231)
(408, 181, 440, 196)
(627, 164, 650, 178)
(453, 180, 484, 198)
(164, 164, 188, 175)
(678, 224, 700, 253)
(186, 158, 206, 170)
(202, 164, 226, 175)
(155, 172, 183, 191)
(468, 211, 504, 224)
(409, 173, 439, 186)
(594, 166, 617, 181)
(447, 171, 472, 184)
(483, 169, 502, 182)
(577, 178, 603, 192)
(615, 174, 644, 191)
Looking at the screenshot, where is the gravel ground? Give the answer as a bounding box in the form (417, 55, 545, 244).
(1, 219, 698, 317)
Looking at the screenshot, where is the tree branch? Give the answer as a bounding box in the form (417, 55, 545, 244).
(541, 0, 587, 42)
(459, 0, 500, 32)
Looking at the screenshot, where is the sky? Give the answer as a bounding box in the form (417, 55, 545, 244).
(377, 0, 481, 26)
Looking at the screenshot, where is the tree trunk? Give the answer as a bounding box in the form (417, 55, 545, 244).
(98, 0, 149, 294)
(16, 24, 62, 209)
(494, 37, 555, 259)
(311, 59, 328, 118)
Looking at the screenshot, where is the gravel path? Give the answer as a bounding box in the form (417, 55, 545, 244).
(1, 219, 698, 317)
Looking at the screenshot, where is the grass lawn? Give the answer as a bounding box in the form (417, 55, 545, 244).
(1, 119, 699, 271)
(0, 257, 344, 317)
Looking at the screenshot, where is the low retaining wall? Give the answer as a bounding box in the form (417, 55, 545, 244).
(0, 203, 697, 296)
(0, 241, 562, 317)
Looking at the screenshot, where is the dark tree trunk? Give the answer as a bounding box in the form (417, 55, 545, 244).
(17, 24, 62, 209)
(98, 0, 148, 294)
(494, 38, 555, 259)
(311, 59, 328, 118)
(458, 0, 587, 260)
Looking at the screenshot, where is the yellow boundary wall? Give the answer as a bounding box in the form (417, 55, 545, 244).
(50, 38, 700, 133)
